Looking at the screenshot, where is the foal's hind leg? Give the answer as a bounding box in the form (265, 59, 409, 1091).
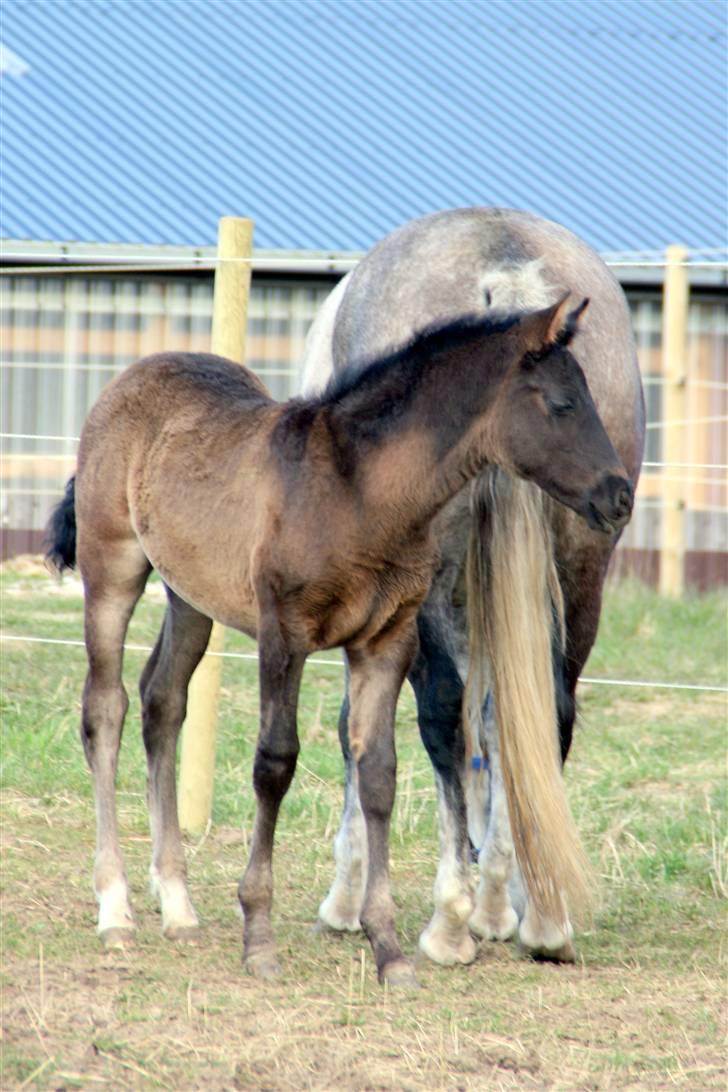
(140, 588, 212, 939)
(80, 541, 150, 946)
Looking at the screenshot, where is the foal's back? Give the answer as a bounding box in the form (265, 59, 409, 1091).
(75, 353, 277, 631)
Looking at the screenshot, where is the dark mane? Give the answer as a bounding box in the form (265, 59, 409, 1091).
(317, 311, 521, 407)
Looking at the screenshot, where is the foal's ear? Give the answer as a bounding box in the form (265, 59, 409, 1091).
(523, 293, 590, 354)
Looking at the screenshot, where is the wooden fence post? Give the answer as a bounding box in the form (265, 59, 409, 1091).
(659, 244, 688, 597)
(178, 216, 255, 833)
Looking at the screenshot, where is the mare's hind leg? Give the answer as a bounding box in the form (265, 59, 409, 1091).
(318, 689, 369, 933)
(80, 540, 150, 946)
(468, 695, 521, 945)
(410, 611, 476, 966)
(239, 599, 305, 979)
(516, 546, 611, 960)
(140, 587, 212, 939)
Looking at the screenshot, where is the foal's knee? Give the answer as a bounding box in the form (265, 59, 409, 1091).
(140, 685, 187, 751)
(253, 744, 299, 800)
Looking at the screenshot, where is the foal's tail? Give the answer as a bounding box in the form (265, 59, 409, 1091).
(45, 476, 77, 573)
(464, 468, 592, 924)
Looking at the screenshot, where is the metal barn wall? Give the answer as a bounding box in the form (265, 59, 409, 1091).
(0, 272, 336, 556)
(0, 272, 726, 587)
(612, 291, 727, 588)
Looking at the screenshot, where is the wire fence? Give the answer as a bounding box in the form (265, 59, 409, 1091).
(1, 633, 725, 694)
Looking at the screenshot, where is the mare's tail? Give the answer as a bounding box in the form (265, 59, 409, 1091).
(464, 468, 592, 924)
(45, 476, 77, 573)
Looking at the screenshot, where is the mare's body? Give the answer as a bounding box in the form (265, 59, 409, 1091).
(47, 285, 634, 985)
(301, 208, 645, 964)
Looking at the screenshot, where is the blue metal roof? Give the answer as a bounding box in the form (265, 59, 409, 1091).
(1, 0, 725, 253)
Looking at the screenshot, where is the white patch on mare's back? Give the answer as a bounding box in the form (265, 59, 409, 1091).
(479, 259, 559, 315)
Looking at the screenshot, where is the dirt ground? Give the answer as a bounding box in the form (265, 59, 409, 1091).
(2, 792, 725, 1091)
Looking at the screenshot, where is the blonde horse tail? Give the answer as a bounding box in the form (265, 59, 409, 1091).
(464, 468, 593, 924)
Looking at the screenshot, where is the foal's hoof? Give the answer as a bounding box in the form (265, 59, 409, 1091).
(99, 926, 135, 949)
(381, 958, 419, 990)
(163, 924, 200, 943)
(521, 938, 577, 964)
(244, 950, 282, 980)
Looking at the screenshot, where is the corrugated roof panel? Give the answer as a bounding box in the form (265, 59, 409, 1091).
(0, 0, 724, 251)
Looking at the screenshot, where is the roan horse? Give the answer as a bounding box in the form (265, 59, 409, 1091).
(46, 274, 635, 987)
(302, 208, 645, 967)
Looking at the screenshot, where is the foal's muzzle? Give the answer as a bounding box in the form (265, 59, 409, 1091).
(586, 473, 634, 535)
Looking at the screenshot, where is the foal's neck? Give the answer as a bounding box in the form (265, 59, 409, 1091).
(321, 318, 512, 526)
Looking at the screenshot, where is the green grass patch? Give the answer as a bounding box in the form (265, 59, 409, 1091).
(1, 563, 725, 1089)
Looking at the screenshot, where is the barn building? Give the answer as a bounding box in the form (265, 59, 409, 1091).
(1, 0, 725, 585)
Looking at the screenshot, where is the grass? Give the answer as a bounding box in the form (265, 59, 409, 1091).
(0, 558, 726, 1089)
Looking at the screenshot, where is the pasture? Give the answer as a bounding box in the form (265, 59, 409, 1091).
(1, 559, 725, 1090)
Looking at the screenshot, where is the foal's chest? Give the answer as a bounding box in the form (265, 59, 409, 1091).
(278, 545, 434, 654)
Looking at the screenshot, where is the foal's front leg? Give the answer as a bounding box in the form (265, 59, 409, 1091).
(239, 610, 305, 979)
(347, 630, 418, 987)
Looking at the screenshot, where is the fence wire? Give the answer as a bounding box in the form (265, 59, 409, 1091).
(1, 632, 725, 694)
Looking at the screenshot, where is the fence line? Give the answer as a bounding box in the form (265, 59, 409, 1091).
(2, 632, 725, 694)
(2, 436, 727, 473)
(1, 254, 727, 272)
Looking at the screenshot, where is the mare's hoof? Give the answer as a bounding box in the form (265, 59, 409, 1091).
(381, 958, 419, 990)
(418, 926, 477, 966)
(244, 950, 282, 980)
(314, 915, 362, 936)
(99, 926, 135, 949)
(469, 906, 519, 943)
(163, 924, 200, 942)
(522, 939, 577, 964)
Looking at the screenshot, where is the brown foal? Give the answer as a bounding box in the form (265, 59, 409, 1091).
(47, 295, 632, 986)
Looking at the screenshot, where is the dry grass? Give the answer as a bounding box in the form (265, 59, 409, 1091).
(1, 566, 726, 1089)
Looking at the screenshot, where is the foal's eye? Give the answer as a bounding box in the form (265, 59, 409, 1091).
(548, 399, 575, 417)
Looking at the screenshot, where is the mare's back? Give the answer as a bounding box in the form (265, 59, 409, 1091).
(331, 208, 644, 475)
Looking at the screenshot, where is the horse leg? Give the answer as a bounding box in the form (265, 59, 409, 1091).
(80, 541, 150, 946)
(410, 612, 476, 966)
(347, 629, 418, 987)
(140, 588, 212, 939)
(318, 690, 369, 933)
(468, 695, 521, 943)
(239, 604, 305, 978)
(517, 553, 610, 960)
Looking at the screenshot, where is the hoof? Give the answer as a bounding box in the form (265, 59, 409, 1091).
(469, 905, 519, 943)
(315, 913, 362, 935)
(381, 958, 419, 990)
(418, 925, 477, 966)
(98, 926, 135, 949)
(244, 950, 282, 980)
(523, 938, 577, 964)
(163, 924, 200, 943)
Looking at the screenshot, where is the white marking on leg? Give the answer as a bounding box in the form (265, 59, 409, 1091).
(419, 775, 476, 966)
(518, 894, 575, 961)
(318, 765, 367, 932)
(96, 876, 134, 938)
(469, 725, 519, 942)
(149, 867, 199, 937)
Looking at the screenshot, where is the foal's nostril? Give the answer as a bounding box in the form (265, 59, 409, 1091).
(614, 479, 634, 516)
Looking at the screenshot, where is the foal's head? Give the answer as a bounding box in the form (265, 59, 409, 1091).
(495, 295, 633, 534)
